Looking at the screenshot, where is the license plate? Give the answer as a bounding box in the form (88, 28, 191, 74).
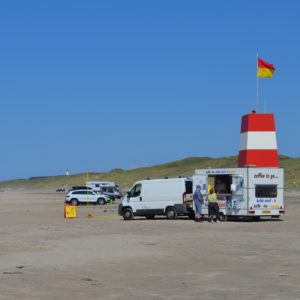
(262, 210, 271, 214)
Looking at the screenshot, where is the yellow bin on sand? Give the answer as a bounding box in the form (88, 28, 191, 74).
(64, 205, 77, 219)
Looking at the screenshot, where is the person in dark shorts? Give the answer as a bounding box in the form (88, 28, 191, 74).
(207, 187, 220, 223)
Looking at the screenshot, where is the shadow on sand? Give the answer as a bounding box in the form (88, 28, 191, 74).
(123, 216, 284, 222)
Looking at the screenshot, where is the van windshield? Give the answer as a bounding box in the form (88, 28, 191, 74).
(129, 184, 141, 197)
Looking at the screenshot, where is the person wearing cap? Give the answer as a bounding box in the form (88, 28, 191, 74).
(193, 185, 204, 222)
(207, 187, 220, 223)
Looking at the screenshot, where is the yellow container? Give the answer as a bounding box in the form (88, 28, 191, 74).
(64, 205, 77, 218)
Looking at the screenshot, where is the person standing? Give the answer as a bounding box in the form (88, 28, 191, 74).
(215, 179, 227, 194)
(207, 187, 220, 222)
(193, 185, 204, 222)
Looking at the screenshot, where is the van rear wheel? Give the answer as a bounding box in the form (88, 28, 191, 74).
(166, 207, 177, 220)
(123, 208, 133, 221)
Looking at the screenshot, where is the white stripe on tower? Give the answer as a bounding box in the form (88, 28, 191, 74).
(238, 113, 279, 168)
(239, 131, 277, 151)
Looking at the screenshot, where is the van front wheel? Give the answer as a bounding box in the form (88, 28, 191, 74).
(123, 208, 133, 221)
(166, 207, 177, 220)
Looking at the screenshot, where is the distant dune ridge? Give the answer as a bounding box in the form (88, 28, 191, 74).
(0, 156, 299, 191)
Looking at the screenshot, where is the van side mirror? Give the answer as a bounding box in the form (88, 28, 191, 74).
(127, 191, 131, 198)
(231, 184, 237, 192)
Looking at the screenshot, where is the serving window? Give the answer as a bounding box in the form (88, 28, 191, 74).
(208, 175, 232, 194)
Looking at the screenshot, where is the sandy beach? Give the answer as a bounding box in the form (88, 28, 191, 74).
(0, 191, 299, 300)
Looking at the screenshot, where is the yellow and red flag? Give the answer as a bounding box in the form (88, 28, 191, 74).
(257, 58, 275, 78)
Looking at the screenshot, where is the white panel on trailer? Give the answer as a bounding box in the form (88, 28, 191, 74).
(248, 168, 284, 216)
(193, 175, 207, 195)
(248, 168, 284, 188)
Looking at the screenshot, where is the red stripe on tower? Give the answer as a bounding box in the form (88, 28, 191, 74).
(238, 113, 279, 168)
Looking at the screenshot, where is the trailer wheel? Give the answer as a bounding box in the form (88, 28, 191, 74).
(123, 208, 133, 221)
(218, 213, 227, 222)
(166, 207, 177, 220)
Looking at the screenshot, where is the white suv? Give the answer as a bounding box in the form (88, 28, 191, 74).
(65, 190, 110, 206)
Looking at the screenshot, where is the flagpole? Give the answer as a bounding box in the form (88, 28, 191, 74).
(256, 52, 259, 112)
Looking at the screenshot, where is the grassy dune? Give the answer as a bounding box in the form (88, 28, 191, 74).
(1, 156, 300, 191)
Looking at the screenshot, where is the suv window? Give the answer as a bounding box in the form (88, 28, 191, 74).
(72, 191, 93, 195)
(129, 184, 142, 197)
(255, 185, 277, 198)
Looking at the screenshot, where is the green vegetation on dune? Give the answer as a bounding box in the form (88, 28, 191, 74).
(1, 156, 300, 191)
(279, 156, 300, 190)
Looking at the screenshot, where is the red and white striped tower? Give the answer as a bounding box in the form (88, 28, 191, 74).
(238, 113, 279, 168)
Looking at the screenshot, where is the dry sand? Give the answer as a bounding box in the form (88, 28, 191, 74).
(0, 191, 300, 300)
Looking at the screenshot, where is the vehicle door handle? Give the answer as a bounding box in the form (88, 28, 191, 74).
(139, 197, 142, 201)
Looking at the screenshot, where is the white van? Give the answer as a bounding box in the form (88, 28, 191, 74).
(118, 177, 193, 220)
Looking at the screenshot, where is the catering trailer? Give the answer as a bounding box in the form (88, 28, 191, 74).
(193, 167, 284, 220)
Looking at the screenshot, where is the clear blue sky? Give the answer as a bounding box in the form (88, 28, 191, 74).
(0, 0, 299, 180)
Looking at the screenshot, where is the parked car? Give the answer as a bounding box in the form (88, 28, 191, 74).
(86, 181, 123, 199)
(100, 186, 122, 200)
(65, 190, 110, 206)
(69, 186, 93, 191)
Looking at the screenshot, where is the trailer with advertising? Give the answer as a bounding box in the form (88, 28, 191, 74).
(192, 167, 284, 220)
